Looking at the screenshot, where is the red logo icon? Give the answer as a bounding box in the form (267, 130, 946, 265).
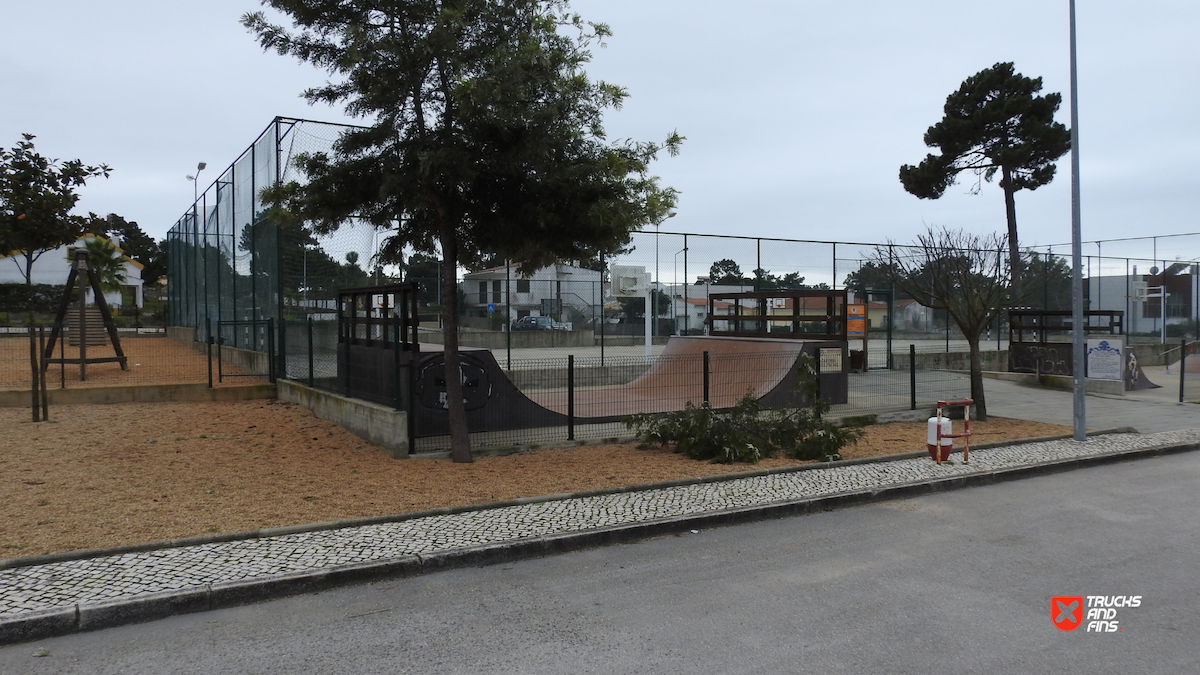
(1052, 596, 1084, 631)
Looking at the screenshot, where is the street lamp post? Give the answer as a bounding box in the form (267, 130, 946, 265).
(673, 246, 687, 333)
(1068, 0, 1086, 442)
(186, 162, 207, 340)
(652, 212, 676, 339)
(186, 162, 207, 204)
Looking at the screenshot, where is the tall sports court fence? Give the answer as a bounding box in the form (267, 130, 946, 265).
(161, 117, 1200, 449)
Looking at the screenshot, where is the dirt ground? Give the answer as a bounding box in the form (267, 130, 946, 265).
(0, 335, 255, 390)
(0, 399, 1073, 559)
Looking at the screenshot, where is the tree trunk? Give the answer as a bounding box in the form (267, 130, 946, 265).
(23, 253, 36, 324)
(967, 336, 988, 421)
(1001, 166, 1021, 304)
(438, 228, 473, 463)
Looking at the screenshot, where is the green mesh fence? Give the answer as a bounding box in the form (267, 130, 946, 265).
(167, 117, 384, 352)
(168, 118, 1200, 381)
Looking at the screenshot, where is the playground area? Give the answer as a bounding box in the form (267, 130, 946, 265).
(0, 398, 1071, 558)
(0, 333, 261, 393)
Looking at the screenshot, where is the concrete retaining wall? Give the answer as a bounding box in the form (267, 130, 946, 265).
(166, 326, 272, 378)
(0, 383, 276, 407)
(277, 379, 409, 458)
(980, 370, 1125, 396)
(905, 349, 1008, 372)
(417, 330, 670, 350)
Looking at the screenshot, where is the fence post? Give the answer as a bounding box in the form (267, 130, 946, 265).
(1180, 338, 1187, 404)
(28, 321, 39, 422)
(407, 352, 418, 454)
(308, 316, 315, 387)
(206, 333, 214, 388)
(37, 325, 48, 420)
(217, 328, 225, 383)
(703, 350, 710, 405)
(267, 318, 276, 384)
(910, 344, 917, 411)
(568, 354, 575, 441)
(393, 317, 402, 410)
(58, 328, 65, 389)
(277, 317, 287, 382)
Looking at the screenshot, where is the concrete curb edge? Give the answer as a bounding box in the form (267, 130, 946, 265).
(2, 435, 1196, 646)
(0, 427, 1138, 573)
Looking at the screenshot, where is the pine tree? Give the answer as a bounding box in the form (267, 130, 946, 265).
(899, 63, 1069, 302)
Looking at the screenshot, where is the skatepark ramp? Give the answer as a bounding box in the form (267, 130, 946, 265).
(404, 336, 848, 439)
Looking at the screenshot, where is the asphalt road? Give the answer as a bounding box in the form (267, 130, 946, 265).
(3, 452, 1197, 674)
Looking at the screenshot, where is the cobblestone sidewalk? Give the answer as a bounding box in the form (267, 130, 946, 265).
(3, 429, 1199, 640)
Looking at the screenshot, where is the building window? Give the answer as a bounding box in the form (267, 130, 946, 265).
(516, 279, 530, 294)
(478, 281, 487, 304)
(492, 279, 502, 304)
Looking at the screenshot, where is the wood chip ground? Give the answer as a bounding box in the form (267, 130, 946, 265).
(1, 400, 1070, 558)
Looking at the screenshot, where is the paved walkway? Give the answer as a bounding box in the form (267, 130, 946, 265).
(2, 380, 1198, 644)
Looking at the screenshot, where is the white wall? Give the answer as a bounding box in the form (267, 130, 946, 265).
(0, 236, 144, 308)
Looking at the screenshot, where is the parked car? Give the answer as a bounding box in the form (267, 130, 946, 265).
(512, 316, 567, 331)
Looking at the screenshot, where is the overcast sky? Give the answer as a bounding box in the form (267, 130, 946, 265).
(4, 0, 1198, 266)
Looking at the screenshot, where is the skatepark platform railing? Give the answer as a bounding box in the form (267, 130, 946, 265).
(336, 284, 420, 351)
(705, 290, 849, 341)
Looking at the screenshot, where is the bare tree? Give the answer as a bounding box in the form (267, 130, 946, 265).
(869, 227, 1010, 420)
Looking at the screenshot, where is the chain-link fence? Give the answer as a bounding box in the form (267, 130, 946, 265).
(398, 344, 972, 453)
(0, 329, 268, 400)
(159, 117, 1200, 450)
(166, 118, 1200, 376)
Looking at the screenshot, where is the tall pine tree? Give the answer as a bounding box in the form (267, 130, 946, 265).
(899, 62, 1069, 302)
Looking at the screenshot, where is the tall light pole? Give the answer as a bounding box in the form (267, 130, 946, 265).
(653, 212, 675, 339)
(187, 162, 206, 337)
(1069, 0, 1087, 442)
(186, 162, 207, 205)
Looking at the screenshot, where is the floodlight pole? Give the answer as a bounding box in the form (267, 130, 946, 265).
(187, 161, 207, 205)
(644, 284, 653, 358)
(1069, 0, 1087, 441)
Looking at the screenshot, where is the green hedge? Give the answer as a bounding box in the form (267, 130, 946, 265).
(0, 284, 67, 313)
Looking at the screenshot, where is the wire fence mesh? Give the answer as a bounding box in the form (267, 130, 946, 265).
(151, 116, 1200, 451)
(0, 329, 269, 395)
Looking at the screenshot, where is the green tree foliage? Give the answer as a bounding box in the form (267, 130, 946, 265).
(0, 134, 110, 310)
(1022, 252, 1072, 311)
(617, 287, 671, 321)
(401, 252, 443, 307)
(244, 1, 681, 462)
(899, 63, 1069, 301)
(625, 354, 863, 463)
(102, 214, 166, 285)
(869, 227, 1011, 419)
(81, 237, 127, 294)
(709, 259, 745, 284)
(752, 268, 830, 291)
(237, 217, 369, 299)
(843, 260, 909, 299)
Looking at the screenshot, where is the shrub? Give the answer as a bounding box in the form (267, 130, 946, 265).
(624, 354, 864, 463)
(0, 284, 67, 314)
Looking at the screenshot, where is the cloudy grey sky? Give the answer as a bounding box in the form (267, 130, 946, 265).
(3, 0, 1197, 264)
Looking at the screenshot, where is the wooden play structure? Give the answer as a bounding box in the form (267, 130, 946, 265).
(41, 249, 128, 380)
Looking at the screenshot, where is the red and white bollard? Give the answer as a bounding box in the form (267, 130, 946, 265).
(926, 398, 973, 464)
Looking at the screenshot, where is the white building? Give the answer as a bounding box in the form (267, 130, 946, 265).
(1088, 269, 1197, 336)
(462, 262, 602, 324)
(0, 234, 144, 308)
